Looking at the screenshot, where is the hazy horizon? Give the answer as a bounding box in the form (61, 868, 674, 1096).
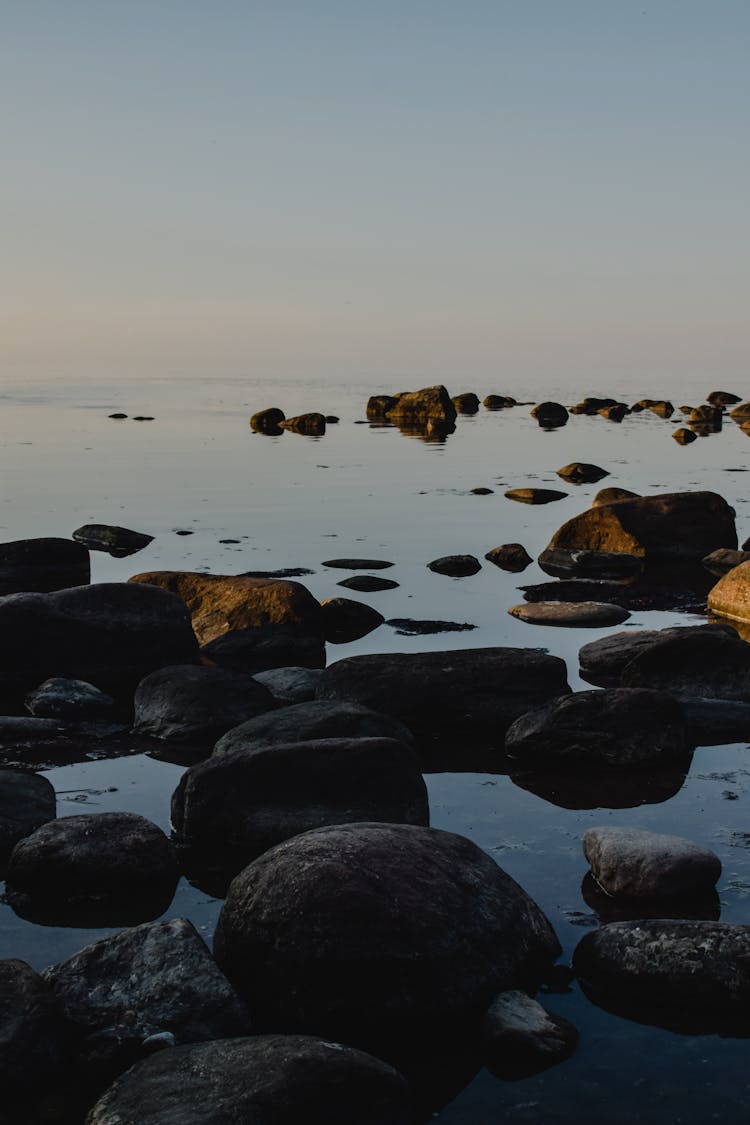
(2, 2, 748, 390)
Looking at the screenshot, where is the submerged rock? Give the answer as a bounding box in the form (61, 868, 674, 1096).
(172, 736, 429, 863)
(0, 536, 90, 596)
(505, 688, 688, 768)
(129, 571, 323, 645)
(583, 827, 720, 901)
(213, 822, 560, 1056)
(484, 543, 533, 572)
(133, 665, 276, 744)
(481, 991, 577, 1079)
(72, 524, 153, 558)
(427, 554, 481, 576)
(317, 648, 570, 743)
(86, 1035, 412, 1125)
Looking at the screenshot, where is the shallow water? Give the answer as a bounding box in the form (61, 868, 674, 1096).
(2, 373, 750, 1121)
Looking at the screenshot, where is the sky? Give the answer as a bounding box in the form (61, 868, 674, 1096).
(1, 1, 748, 388)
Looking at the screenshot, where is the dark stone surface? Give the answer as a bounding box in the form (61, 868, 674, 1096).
(0, 536, 90, 596)
(573, 920, 750, 1032)
(213, 823, 560, 1057)
(172, 736, 429, 862)
(201, 624, 325, 673)
(86, 1035, 412, 1125)
(426, 554, 482, 576)
(133, 664, 276, 744)
(72, 524, 153, 558)
(0, 582, 200, 699)
(6, 811, 179, 926)
(504, 688, 688, 767)
(484, 543, 533, 572)
(0, 769, 56, 862)
(317, 647, 570, 745)
(213, 699, 414, 756)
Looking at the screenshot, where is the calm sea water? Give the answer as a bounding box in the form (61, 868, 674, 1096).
(2, 372, 750, 1122)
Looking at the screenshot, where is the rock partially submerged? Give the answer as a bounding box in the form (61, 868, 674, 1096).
(504, 688, 688, 768)
(582, 827, 721, 900)
(86, 1035, 412, 1125)
(0, 537, 90, 596)
(213, 822, 560, 1057)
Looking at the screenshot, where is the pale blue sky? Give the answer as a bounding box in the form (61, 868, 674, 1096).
(2, 1, 748, 387)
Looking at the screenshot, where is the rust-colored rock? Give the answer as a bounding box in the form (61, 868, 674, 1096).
(129, 571, 323, 645)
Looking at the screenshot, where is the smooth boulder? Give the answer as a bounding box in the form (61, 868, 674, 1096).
(213, 822, 560, 1054)
(133, 665, 276, 744)
(172, 736, 429, 861)
(582, 827, 721, 900)
(85, 1035, 412, 1125)
(317, 648, 571, 742)
(129, 571, 323, 644)
(504, 688, 688, 767)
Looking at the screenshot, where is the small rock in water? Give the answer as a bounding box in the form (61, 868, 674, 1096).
(508, 601, 630, 627)
(485, 543, 533, 572)
(426, 555, 481, 577)
(505, 488, 568, 505)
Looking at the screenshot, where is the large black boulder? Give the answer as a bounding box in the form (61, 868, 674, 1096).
(213, 822, 560, 1059)
(86, 1035, 412, 1125)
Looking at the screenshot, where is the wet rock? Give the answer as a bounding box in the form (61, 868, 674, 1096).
(481, 991, 577, 1079)
(0, 536, 90, 595)
(133, 665, 276, 744)
(72, 524, 153, 558)
(6, 812, 179, 925)
(317, 648, 570, 743)
(249, 407, 285, 433)
(539, 490, 737, 576)
(201, 624, 325, 673)
(0, 960, 71, 1100)
(508, 601, 630, 627)
(484, 394, 516, 409)
(591, 486, 639, 506)
(729, 401, 750, 422)
(25, 677, 116, 720)
(251, 666, 322, 704)
(702, 547, 750, 576)
(0, 769, 56, 861)
(598, 403, 629, 422)
(44, 918, 250, 1059)
(672, 427, 697, 445)
(322, 557, 394, 569)
(172, 737, 429, 864)
(320, 597, 384, 643)
(556, 463, 609, 484)
(385, 384, 457, 428)
(505, 688, 688, 767)
(583, 827, 720, 901)
(213, 699, 414, 756)
(573, 920, 750, 1032)
(485, 543, 533, 572)
(707, 390, 741, 405)
(129, 571, 323, 645)
(707, 559, 750, 623)
(452, 392, 480, 413)
(86, 1035, 412, 1125)
(213, 823, 560, 1056)
(279, 413, 326, 436)
(504, 488, 568, 505)
(0, 582, 200, 699)
(427, 554, 481, 577)
(578, 624, 736, 686)
(386, 618, 476, 636)
(530, 402, 568, 427)
(366, 394, 399, 419)
(337, 575, 399, 591)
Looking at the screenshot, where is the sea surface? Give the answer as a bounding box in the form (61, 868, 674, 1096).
(2, 371, 750, 1122)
